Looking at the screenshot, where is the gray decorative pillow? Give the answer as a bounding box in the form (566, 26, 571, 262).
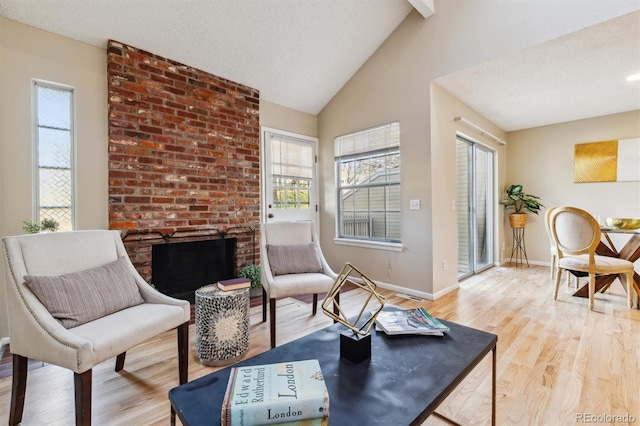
(24, 257, 145, 328)
(267, 243, 323, 276)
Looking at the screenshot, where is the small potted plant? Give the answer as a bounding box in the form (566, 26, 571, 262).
(239, 264, 262, 297)
(499, 184, 544, 228)
(22, 218, 60, 234)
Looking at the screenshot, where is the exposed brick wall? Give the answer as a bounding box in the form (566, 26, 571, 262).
(107, 40, 260, 282)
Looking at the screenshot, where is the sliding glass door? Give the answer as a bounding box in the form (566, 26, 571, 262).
(457, 137, 494, 280)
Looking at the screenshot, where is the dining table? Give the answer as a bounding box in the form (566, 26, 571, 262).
(571, 227, 640, 304)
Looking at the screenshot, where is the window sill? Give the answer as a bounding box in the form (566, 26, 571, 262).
(333, 238, 404, 252)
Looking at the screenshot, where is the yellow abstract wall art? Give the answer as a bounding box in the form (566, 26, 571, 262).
(574, 138, 640, 183)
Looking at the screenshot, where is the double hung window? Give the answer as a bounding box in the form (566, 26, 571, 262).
(335, 122, 401, 243)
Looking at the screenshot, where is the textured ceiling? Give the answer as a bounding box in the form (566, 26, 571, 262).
(436, 11, 640, 132)
(1, 1, 638, 131)
(0, 0, 413, 114)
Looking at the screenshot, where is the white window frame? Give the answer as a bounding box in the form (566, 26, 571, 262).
(334, 122, 402, 252)
(32, 79, 76, 230)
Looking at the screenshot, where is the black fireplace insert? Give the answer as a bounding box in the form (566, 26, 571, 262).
(152, 238, 236, 302)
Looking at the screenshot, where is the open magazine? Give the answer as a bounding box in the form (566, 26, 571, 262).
(375, 306, 449, 336)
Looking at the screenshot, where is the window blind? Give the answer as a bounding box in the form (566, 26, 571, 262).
(334, 122, 400, 158)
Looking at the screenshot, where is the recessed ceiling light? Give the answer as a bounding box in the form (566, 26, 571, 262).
(627, 73, 640, 81)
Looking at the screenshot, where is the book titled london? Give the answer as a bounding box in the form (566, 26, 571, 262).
(221, 359, 329, 426)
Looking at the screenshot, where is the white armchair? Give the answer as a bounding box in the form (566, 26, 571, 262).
(260, 221, 339, 348)
(2, 230, 191, 425)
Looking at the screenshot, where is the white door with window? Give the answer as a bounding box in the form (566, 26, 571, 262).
(262, 128, 318, 224)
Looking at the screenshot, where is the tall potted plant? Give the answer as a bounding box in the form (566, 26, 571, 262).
(499, 184, 544, 228)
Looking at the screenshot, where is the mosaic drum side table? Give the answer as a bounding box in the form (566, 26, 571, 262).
(195, 284, 250, 366)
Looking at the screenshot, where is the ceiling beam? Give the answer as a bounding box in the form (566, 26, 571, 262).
(408, 0, 434, 19)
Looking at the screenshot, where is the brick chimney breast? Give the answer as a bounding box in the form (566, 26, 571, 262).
(107, 40, 260, 283)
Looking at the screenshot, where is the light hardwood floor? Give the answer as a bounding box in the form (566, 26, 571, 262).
(0, 265, 638, 425)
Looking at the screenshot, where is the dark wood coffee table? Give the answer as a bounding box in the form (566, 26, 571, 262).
(169, 318, 497, 425)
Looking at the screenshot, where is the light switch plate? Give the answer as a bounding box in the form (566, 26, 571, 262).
(409, 199, 420, 210)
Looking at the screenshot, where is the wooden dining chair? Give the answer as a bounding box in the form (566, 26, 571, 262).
(544, 207, 558, 280)
(550, 206, 635, 311)
(545, 206, 581, 288)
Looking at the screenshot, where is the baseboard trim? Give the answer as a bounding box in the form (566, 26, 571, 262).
(498, 260, 550, 267)
(432, 282, 461, 299)
(373, 280, 459, 301)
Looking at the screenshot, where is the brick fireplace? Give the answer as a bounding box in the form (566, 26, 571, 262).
(107, 40, 260, 292)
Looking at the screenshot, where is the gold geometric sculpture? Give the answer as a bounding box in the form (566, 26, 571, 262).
(574, 140, 618, 183)
(321, 262, 386, 336)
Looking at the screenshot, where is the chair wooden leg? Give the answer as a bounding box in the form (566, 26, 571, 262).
(588, 274, 596, 311)
(270, 298, 277, 348)
(262, 288, 267, 323)
(74, 369, 92, 426)
(627, 273, 634, 308)
(550, 255, 556, 280)
(177, 322, 189, 384)
(312, 294, 318, 314)
(115, 352, 126, 372)
(9, 354, 28, 426)
(553, 269, 562, 300)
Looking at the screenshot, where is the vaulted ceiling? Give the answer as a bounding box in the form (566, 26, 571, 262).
(1, 1, 638, 131)
(0, 0, 414, 114)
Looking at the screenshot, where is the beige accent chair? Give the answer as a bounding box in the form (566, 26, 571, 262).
(550, 207, 635, 310)
(260, 221, 339, 348)
(2, 230, 191, 425)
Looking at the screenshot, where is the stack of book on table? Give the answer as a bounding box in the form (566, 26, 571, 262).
(375, 306, 449, 336)
(218, 277, 251, 291)
(222, 359, 329, 426)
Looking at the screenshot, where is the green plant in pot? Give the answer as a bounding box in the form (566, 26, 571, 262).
(22, 218, 60, 234)
(239, 264, 262, 292)
(499, 184, 544, 228)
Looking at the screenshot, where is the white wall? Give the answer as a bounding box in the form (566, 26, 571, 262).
(430, 83, 507, 294)
(260, 101, 317, 138)
(505, 110, 640, 265)
(0, 18, 109, 339)
(0, 18, 5, 345)
(317, 0, 638, 299)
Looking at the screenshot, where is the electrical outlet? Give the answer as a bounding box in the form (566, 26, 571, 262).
(451, 199, 456, 210)
(442, 260, 447, 271)
(409, 199, 420, 210)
